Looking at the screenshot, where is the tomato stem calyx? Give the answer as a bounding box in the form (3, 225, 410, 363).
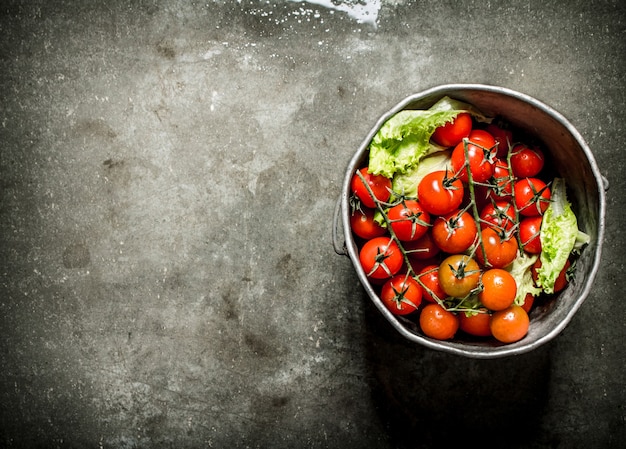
(442, 168, 463, 190)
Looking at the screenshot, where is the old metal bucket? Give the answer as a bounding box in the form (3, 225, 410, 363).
(333, 84, 606, 358)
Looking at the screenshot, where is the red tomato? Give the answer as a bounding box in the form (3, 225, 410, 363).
(488, 159, 513, 200)
(554, 260, 571, 293)
(451, 130, 496, 183)
(417, 170, 464, 216)
(350, 207, 386, 239)
(532, 258, 571, 293)
(478, 268, 517, 311)
(403, 231, 440, 261)
(486, 123, 514, 159)
(407, 256, 440, 276)
(520, 293, 535, 313)
(475, 227, 518, 268)
(472, 184, 492, 212)
(432, 210, 478, 254)
(380, 275, 423, 315)
(350, 167, 391, 209)
(417, 264, 448, 303)
(431, 112, 473, 147)
(459, 308, 492, 337)
(438, 255, 481, 298)
(510, 145, 545, 178)
(479, 200, 516, 232)
(519, 216, 543, 254)
(359, 237, 403, 280)
(514, 177, 551, 217)
(419, 303, 459, 340)
(467, 129, 497, 148)
(387, 200, 431, 242)
(490, 305, 529, 343)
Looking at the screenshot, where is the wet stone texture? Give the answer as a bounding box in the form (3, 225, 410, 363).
(1, 1, 625, 448)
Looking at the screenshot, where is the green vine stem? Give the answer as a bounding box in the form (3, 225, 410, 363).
(354, 170, 448, 308)
(506, 144, 525, 251)
(461, 138, 489, 266)
(355, 167, 480, 312)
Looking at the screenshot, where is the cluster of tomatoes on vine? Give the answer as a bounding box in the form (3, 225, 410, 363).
(350, 113, 570, 344)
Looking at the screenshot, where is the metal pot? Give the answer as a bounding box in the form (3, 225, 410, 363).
(333, 84, 607, 358)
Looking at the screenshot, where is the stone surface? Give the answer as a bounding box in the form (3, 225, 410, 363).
(0, 1, 625, 448)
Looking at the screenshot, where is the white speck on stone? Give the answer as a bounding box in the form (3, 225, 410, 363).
(292, 0, 381, 28)
(210, 91, 219, 112)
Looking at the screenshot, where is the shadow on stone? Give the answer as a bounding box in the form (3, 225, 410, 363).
(363, 298, 551, 449)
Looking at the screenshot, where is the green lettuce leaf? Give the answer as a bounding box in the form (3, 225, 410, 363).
(507, 252, 542, 306)
(391, 151, 452, 199)
(575, 227, 591, 250)
(368, 111, 453, 178)
(536, 178, 584, 294)
(368, 96, 491, 178)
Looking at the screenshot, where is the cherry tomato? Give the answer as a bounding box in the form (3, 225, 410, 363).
(475, 227, 518, 268)
(350, 207, 386, 239)
(532, 258, 571, 293)
(472, 184, 492, 212)
(478, 268, 517, 311)
(432, 210, 478, 254)
(380, 275, 423, 315)
(417, 264, 448, 303)
(359, 237, 403, 280)
(488, 159, 513, 200)
(514, 177, 551, 217)
(490, 305, 529, 343)
(467, 129, 498, 148)
(419, 303, 459, 340)
(438, 255, 481, 298)
(350, 167, 391, 209)
(519, 216, 543, 254)
(451, 130, 496, 183)
(404, 231, 440, 261)
(486, 123, 513, 159)
(417, 170, 464, 216)
(459, 308, 492, 337)
(520, 293, 535, 313)
(431, 112, 472, 147)
(554, 259, 571, 293)
(407, 256, 440, 276)
(387, 200, 431, 242)
(510, 145, 545, 178)
(479, 200, 516, 232)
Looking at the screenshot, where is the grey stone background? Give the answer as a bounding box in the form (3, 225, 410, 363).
(1, 1, 624, 448)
